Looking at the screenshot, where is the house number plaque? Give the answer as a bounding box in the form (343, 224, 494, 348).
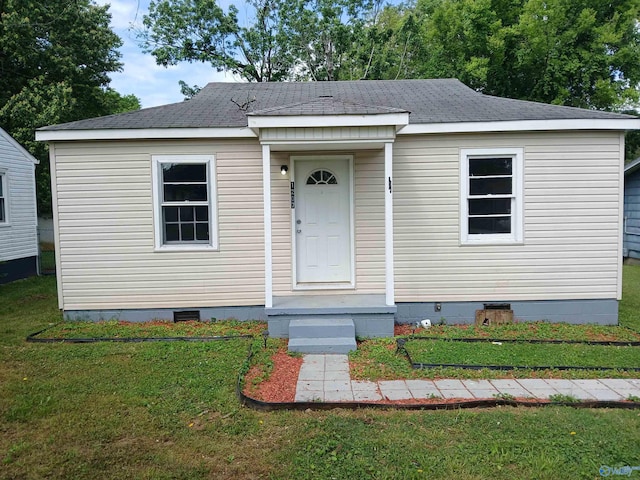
(290, 181, 295, 208)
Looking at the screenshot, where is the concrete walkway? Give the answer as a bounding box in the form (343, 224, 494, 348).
(294, 354, 640, 403)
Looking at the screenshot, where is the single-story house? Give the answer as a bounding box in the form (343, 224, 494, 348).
(624, 157, 640, 260)
(0, 127, 39, 284)
(36, 80, 640, 351)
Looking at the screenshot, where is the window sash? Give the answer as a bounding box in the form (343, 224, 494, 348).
(152, 156, 217, 250)
(460, 149, 523, 244)
(160, 163, 210, 245)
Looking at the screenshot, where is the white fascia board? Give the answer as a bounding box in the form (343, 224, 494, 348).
(398, 118, 640, 135)
(35, 127, 256, 142)
(248, 112, 409, 129)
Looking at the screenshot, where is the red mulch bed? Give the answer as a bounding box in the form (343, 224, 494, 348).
(394, 324, 415, 336)
(243, 349, 303, 402)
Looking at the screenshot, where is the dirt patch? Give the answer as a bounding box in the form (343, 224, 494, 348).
(244, 349, 303, 402)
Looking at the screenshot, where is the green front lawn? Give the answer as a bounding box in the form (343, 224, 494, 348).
(404, 339, 640, 370)
(34, 319, 267, 339)
(1, 269, 640, 479)
(351, 265, 640, 381)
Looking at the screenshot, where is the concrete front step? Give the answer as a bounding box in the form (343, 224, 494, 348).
(288, 317, 357, 354)
(288, 337, 357, 354)
(289, 317, 354, 338)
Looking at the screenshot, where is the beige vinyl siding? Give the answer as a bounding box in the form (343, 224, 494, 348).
(0, 134, 38, 261)
(53, 139, 265, 310)
(271, 150, 386, 295)
(394, 131, 622, 302)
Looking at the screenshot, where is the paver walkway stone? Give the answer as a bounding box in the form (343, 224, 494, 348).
(294, 354, 640, 403)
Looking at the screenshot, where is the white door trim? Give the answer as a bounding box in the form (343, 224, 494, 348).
(291, 154, 355, 290)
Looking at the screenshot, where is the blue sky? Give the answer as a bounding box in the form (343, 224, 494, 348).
(96, 0, 242, 108)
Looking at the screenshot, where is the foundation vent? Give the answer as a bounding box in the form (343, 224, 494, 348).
(475, 304, 513, 326)
(173, 310, 201, 323)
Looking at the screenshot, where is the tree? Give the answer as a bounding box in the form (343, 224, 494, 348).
(139, 0, 383, 82)
(0, 0, 140, 215)
(277, 0, 382, 81)
(140, 0, 293, 82)
(411, 0, 640, 110)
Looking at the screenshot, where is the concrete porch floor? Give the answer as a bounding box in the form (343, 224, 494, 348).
(266, 294, 396, 340)
(267, 294, 395, 315)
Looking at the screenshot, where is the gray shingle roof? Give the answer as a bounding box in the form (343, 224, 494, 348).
(40, 79, 634, 131)
(248, 97, 408, 116)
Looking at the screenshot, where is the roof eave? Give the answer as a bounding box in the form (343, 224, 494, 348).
(398, 118, 640, 135)
(34, 117, 640, 142)
(247, 112, 410, 132)
(35, 127, 257, 142)
(625, 157, 640, 176)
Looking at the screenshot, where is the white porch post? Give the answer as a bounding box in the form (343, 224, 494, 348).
(384, 142, 395, 306)
(262, 144, 273, 308)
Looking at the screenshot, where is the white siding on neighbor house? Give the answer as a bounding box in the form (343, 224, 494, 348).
(0, 132, 38, 262)
(271, 150, 386, 296)
(52, 140, 265, 311)
(393, 131, 623, 302)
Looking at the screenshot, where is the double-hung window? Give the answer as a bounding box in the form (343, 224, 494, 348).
(0, 172, 7, 225)
(460, 148, 523, 244)
(152, 155, 217, 250)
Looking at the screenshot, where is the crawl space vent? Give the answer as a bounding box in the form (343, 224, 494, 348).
(173, 310, 201, 323)
(475, 304, 513, 326)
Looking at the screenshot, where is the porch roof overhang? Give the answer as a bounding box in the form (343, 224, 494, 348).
(247, 112, 410, 132)
(247, 97, 409, 151)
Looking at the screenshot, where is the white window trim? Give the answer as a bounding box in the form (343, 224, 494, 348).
(151, 155, 218, 251)
(460, 147, 524, 245)
(0, 170, 9, 227)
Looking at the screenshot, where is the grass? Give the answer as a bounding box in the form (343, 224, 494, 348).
(620, 263, 640, 332)
(404, 340, 640, 370)
(35, 319, 267, 339)
(38, 242, 56, 272)
(351, 265, 640, 381)
(1, 271, 640, 478)
(403, 322, 640, 342)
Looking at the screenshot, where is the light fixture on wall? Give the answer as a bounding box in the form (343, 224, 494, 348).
(280, 165, 289, 175)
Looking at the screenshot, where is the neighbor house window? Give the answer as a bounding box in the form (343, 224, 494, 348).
(152, 155, 217, 250)
(460, 148, 523, 244)
(0, 172, 7, 224)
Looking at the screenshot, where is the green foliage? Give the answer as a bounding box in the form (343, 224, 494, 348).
(0, 0, 140, 214)
(404, 339, 640, 369)
(141, 0, 294, 82)
(178, 80, 202, 100)
(407, 321, 640, 342)
(548, 393, 580, 403)
(140, 0, 388, 82)
(409, 0, 640, 112)
(34, 319, 267, 339)
(620, 264, 640, 332)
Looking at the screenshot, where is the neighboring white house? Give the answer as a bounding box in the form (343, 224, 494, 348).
(36, 80, 640, 347)
(0, 127, 39, 284)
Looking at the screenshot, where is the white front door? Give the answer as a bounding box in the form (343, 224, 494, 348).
(294, 157, 352, 284)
